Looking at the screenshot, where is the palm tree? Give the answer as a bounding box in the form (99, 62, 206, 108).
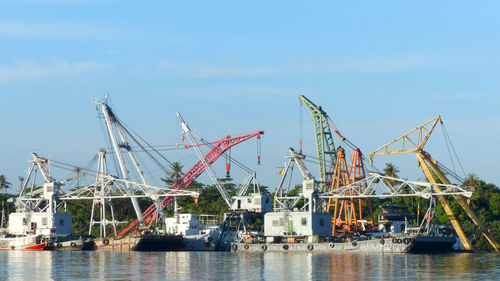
(18, 176, 24, 189)
(163, 162, 184, 185)
(464, 173, 479, 187)
(383, 163, 400, 186)
(0, 175, 11, 194)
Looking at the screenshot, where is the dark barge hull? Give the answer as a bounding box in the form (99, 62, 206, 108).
(407, 236, 457, 253)
(131, 235, 184, 251)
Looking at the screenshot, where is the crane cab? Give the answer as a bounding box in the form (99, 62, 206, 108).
(231, 194, 272, 213)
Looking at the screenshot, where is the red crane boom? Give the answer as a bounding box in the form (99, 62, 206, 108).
(118, 130, 264, 237)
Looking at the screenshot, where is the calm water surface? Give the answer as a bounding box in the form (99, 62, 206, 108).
(0, 251, 498, 280)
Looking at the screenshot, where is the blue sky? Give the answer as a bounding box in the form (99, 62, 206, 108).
(0, 1, 499, 191)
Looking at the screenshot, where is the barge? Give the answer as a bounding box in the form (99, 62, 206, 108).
(232, 235, 457, 253)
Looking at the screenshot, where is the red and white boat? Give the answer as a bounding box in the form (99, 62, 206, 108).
(0, 235, 47, 251)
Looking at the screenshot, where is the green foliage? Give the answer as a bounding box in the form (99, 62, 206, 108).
(433, 176, 500, 250)
(66, 200, 92, 234)
(66, 197, 140, 235)
(176, 180, 232, 216)
(0, 193, 15, 226)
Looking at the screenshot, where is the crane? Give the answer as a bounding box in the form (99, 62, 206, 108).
(117, 125, 266, 237)
(299, 95, 337, 192)
(94, 95, 154, 227)
(273, 147, 321, 213)
(369, 115, 499, 252)
(177, 112, 271, 213)
(8, 153, 85, 237)
(327, 146, 358, 235)
(14, 153, 64, 216)
(300, 95, 374, 233)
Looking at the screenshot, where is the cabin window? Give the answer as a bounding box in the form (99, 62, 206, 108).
(272, 220, 279, 227)
(60, 219, 65, 226)
(301, 218, 307, 226)
(319, 219, 324, 226)
(42, 218, 48, 226)
(247, 198, 252, 203)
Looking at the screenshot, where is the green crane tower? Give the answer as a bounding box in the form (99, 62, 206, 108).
(299, 95, 337, 192)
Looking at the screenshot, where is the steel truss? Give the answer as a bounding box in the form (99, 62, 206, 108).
(61, 176, 198, 201)
(320, 172, 473, 199)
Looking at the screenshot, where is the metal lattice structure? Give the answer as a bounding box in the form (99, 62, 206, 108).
(369, 115, 499, 252)
(327, 146, 357, 235)
(273, 149, 473, 215)
(94, 95, 153, 227)
(273, 148, 322, 213)
(369, 115, 441, 162)
(12, 153, 66, 214)
(62, 175, 199, 201)
(320, 173, 473, 199)
(349, 148, 375, 228)
(299, 95, 337, 192)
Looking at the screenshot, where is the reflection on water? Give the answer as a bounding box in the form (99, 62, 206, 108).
(0, 251, 498, 280)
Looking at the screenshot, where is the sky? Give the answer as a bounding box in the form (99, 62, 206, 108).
(0, 1, 499, 192)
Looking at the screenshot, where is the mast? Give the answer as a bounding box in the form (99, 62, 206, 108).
(89, 149, 118, 238)
(94, 95, 144, 226)
(0, 201, 5, 229)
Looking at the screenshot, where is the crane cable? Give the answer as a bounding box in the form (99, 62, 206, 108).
(115, 114, 173, 170)
(256, 134, 262, 165)
(299, 97, 303, 152)
(440, 121, 467, 179)
(225, 148, 231, 178)
(326, 117, 382, 174)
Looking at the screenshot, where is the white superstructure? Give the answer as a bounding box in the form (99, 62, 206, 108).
(165, 214, 200, 236)
(8, 153, 73, 238)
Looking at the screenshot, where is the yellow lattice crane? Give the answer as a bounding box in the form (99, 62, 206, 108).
(369, 115, 499, 252)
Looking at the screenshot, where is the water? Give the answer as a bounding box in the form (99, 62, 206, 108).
(0, 251, 498, 280)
